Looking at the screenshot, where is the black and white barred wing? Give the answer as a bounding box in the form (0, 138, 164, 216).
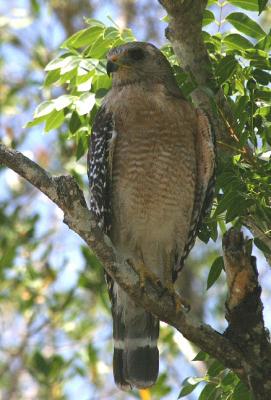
(87, 106, 115, 233)
(176, 109, 216, 276)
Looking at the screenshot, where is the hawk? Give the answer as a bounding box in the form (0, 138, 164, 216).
(87, 42, 215, 390)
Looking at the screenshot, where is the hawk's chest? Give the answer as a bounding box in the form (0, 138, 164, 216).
(108, 88, 197, 229)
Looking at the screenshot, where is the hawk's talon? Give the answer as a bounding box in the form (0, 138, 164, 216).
(160, 283, 190, 312)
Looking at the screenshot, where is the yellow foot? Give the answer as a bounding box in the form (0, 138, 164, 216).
(129, 260, 162, 291)
(160, 283, 190, 313)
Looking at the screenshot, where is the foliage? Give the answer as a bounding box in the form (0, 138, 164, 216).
(1, 0, 271, 398)
(178, 353, 253, 400)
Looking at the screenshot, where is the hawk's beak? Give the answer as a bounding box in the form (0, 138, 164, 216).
(106, 60, 119, 76)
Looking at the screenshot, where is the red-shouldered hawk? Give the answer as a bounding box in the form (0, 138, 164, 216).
(88, 42, 215, 390)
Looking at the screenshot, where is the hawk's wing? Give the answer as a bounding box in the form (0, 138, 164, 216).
(87, 106, 115, 234)
(87, 104, 117, 307)
(175, 109, 216, 277)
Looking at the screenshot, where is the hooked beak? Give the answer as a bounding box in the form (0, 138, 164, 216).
(106, 60, 119, 76)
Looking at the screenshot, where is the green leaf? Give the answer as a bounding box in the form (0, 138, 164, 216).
(45, 109, 65, 132)
(121, 28, 135, 42)
(69, 111, 82, 134)
(226, 12, 266, 40)
(207, 256, 224, 290)
(24, 115, 48, 128)
(32, 352, 50, 375)
(178, 382, 199, 398)
(258, 0, 268, 14)
(104, 26, 120, 40)
(203, 10, 215, 27)
(61, 26, 104, 49)
(34, 101, 55, 118)
(227, 0, 259, 11)
(53, 95, 74, 111)
(75, 93, 96, 115)
(255, 88, 271, 103)
(232, 381, 253, 400)
(44, 69, 60, 87)
(208, 360, 225, 377)
(216, 55, 238, 84)
(254, 237, 271, 254)
(253, 69, 271, 85)
(83, 18, 105, 28)
(76, 74, 93, 92)
(60, 56, 81, 75)
(256, 105, 271, 117)
(45, 56, 70, 71)
(221, 371, 237, 387)
(193, 351, 209, 361)
(76, 133, 88, 160)
(88, 35, 116, 59)
(250, 57, 271, 70)
(223, 34, 253, 51)
(245, 48, 269, 61)
(198, 383, 217, 400)
(256, 33, 271, 51)
(214, 190, 239, 217)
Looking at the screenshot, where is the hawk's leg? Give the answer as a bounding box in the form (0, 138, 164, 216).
(163, 254, 190, 312)
(129, 260, 162, 291)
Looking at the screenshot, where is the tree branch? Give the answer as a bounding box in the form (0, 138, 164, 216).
(223, 229, 271, 399)
(0, 143, 243, 371)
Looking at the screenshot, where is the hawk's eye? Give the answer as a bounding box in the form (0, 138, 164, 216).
(128, 48, 145, 61)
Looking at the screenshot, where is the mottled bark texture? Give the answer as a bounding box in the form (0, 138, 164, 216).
(223, 229, 271, 399)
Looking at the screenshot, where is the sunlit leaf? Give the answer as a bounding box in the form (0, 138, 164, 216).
(227, 0, 259, 11)
(203, 10, 215, 26)
(53, 95, 75, 111)
(61, 26, 104, 49)
(226, 12, 266, 40)
(75, 92, 96, 115)
(223, 34, 253, 51)
(44, 109, 65, 132)
(34, 101, 55, 118)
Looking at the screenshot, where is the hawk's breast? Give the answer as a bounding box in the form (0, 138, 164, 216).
(107, 85, 197, 270)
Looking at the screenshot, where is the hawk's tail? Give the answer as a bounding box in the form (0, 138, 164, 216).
(112, 283, 159, 390)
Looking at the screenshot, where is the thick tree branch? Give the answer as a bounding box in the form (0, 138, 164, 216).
(223, 229, 271, 399)
(0, 143, 242, 371)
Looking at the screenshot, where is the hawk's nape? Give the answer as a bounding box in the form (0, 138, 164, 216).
(87, 41, 215, 390)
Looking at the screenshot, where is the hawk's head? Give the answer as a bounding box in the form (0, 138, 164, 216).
(106, 42, 183, 97)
